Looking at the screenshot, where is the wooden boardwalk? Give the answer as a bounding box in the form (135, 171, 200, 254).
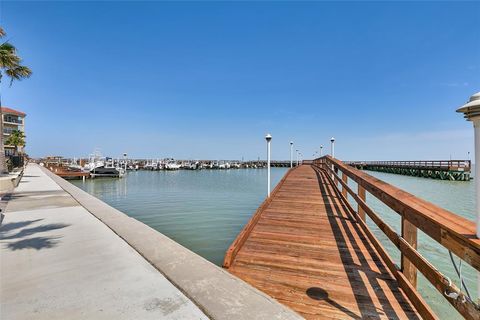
(224, 165, 420, 319)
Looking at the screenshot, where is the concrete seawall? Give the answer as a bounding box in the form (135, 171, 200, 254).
(1, 164, 301, 320)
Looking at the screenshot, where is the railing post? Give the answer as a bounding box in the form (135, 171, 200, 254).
(358, 185, 366, 221)
(342, 172, 348, 197)
(401, 217, 418, 287)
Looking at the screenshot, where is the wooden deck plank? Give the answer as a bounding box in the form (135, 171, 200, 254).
(225, 165, 420, 319)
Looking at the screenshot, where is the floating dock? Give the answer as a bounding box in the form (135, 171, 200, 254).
(346, 160, 471, 181)
(224, 156, 479, 319)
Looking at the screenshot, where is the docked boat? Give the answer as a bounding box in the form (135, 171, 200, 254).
(165, 161, 181, 170)
(85, 152, 125, 178)
(90, 166, 124, 178)
(218, 161, 230, 169)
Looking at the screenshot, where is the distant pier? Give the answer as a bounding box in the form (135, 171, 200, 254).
(346, 160, 471, 181)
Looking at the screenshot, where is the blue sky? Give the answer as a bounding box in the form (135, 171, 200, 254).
(1, 1, 479, 161)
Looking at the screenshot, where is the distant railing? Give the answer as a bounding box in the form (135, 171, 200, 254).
(346, 160, 471, 172)
(313, 156, 480, 320)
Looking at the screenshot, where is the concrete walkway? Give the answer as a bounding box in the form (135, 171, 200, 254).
(0, 164, 208, 319)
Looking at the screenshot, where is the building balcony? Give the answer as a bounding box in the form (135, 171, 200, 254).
(3, 118, 23, 125)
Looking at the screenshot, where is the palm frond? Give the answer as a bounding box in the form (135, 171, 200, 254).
(5, 65, 32, 86)
(0, 42, 16, 54)
(0, 42, 20, 68)
(0, 27, 32, 87)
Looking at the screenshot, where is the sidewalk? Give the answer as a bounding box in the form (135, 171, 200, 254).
(0, 164, 208, 320)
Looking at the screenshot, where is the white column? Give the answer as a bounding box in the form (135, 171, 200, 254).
(290, 142, 293, 168)
(456, 92, 480, 302)
(474, 119, 480, 238)
(265, 134, 272, 197)
(267, 139, 271, 197)
(330, 138, 335, 180)
(473, 119, 480, 302)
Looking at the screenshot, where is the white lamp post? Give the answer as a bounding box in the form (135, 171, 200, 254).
(457, 92, 480, 236)
(290, 141, 294, 168)
(266, 134, 272, 197)
(123, 153, 127, 171)
(330, 137, 335, 158)
(456, 91, 480, 300)
(320, 145, 323, 157)
(296, 150, 299, 166)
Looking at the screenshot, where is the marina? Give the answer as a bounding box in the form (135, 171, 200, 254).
(39, 155, 298, 180)
(1, 2, 479, 319)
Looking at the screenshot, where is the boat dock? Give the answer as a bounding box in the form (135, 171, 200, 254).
(346, 160, 471, 181)
(224, 156, 480, 319)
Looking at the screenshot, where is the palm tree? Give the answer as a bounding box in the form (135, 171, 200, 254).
(5, 129, 25, 155)
(0, 27, 32, 173)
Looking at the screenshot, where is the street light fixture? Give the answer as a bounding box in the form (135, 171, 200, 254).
(320, 145, 323, 157)
(265, 134, 272, 197)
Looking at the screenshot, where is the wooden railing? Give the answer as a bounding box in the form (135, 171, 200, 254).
(313, 156, 480, 320)
(346, 160, 471, 172)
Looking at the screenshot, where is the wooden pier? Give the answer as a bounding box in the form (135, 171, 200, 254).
(224, 156, 480, 319)
(346, 160, 471, 181)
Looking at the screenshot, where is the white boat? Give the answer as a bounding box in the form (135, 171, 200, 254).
(84, 150, 124, 178)
(218, 161, 230, 169)
(231, 162, 241, 169)
(165, 161, 181, 170)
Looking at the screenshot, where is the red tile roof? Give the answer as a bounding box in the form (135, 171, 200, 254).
(1, 107, 26, 117)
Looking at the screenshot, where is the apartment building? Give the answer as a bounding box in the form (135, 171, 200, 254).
(1, 107, 26, 156)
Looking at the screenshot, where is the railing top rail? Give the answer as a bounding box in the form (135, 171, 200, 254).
(345, 159, 471, 165)
(314, 156, 480, 271)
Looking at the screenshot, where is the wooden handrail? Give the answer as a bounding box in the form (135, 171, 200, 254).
(313, 156, 480, 320)
(318, 165, 438, 320)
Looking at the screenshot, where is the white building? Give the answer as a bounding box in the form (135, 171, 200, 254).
(1, 107, 26, 156)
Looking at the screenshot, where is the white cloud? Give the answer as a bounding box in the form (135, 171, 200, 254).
(439, 82, 470, 87)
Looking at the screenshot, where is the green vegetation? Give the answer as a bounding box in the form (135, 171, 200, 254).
(5, 129, 26, 155)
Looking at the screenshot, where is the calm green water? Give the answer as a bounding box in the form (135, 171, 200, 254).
(71, 167, 477, 319)
(71, 168, 288, 265)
